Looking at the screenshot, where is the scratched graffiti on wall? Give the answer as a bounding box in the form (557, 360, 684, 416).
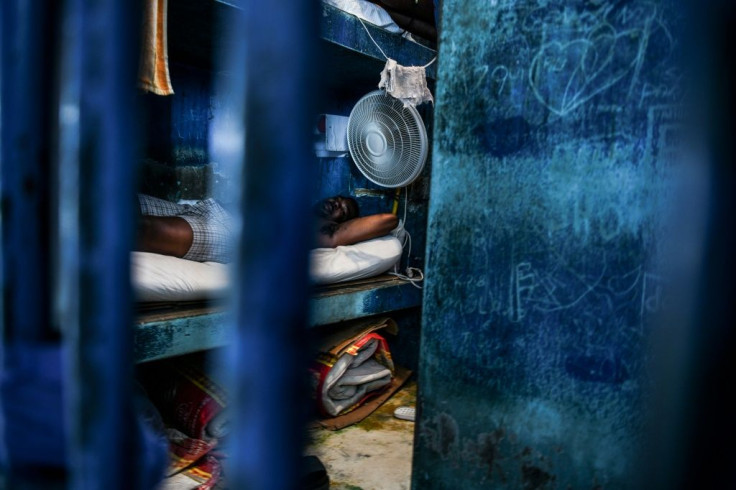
(526, 2, 676, 116)
(434, 0, 683, 157)
(425, 142, 672, 392)
(417, 0, 686, 487)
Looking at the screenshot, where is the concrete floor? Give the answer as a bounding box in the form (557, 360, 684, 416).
(304, 379, 417, 490)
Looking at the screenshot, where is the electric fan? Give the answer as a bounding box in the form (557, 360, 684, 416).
(346, 90, 428, 188)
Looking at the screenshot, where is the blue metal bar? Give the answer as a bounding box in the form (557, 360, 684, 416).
(57, 0, 145, 487)
(216, 1, 318, 488)
(1, 1, 68, 483)
(0, 1, 4, 470)
(0, 0, 55, 343)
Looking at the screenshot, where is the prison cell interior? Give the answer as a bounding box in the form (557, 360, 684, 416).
(2, 0, 435, 487)
(3, 0, 734, 489)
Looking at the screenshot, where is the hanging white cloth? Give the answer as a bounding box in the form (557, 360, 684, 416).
(378, 58, 434, 107)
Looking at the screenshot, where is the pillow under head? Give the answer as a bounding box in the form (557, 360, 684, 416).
(309, 235, 403, 285)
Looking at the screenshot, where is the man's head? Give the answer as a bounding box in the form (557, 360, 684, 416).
(314, 195, 359, 222)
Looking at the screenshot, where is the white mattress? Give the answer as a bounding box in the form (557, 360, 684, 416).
(322, 0, 404, 34)
(132, 235, 403, 301)
(131, 252, 230, 302)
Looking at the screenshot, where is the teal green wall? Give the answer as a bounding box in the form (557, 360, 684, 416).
(415, 1, 685, 488)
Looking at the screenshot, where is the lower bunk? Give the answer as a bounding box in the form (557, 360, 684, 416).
(134, 274, 422, 363)
(134, 300, 422, 489)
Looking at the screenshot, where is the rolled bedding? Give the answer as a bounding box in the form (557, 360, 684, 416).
(311, 318, 398, 417)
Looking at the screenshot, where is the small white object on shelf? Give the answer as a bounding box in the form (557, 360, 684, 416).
(314, 114, 350, 158)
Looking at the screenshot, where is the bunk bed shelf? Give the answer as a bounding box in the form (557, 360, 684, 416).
(310, 275, 422, 327)
(319, 2, 437, 81)
(134, 305, 230, 363)
(180, 1, 437, 80)
(133, 275, 421, 363)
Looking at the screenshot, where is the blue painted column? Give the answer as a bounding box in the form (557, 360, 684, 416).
(415, 1, 695, 488)
(216, 1, 318, 489)
(57, 0, 155, 488)
(0, 0, 56, 344)
(1, 0, 67, 481)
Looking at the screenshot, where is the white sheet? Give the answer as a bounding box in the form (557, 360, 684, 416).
(132, 235, 402, 302)
(131, 252, 230, 302)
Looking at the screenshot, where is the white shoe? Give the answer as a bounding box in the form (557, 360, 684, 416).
(393, 406, 415, 422)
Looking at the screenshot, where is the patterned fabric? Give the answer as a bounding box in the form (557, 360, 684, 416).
(140, 356, 229, 489)
(138, 194, 234, 263)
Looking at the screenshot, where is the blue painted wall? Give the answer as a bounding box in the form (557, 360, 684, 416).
(415, 1, 687, 488)
(138, 62, 220, 201)
(143, 63, 212, 167)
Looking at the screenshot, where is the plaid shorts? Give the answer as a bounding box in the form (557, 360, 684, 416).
(138, 194, 234, 263)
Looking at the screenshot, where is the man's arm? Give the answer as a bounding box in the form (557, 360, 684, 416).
(317, 213, 399, 248)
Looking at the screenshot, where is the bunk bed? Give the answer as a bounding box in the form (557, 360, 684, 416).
(133, 275, 422, 363)
(133, 0, 435, 364)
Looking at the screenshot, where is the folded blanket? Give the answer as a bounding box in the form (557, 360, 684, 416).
(140, 358, 228, 489)
(311, 319, 397, 417)
(166, 429, 222, 490)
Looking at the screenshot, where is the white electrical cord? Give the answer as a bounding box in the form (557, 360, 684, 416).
(357, 16, 437, 68)
(388, 187, 424, 289)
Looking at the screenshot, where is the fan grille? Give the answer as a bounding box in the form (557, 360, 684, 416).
(347, 91, 428, 188)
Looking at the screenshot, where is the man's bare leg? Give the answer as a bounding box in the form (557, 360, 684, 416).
(136, 216, 194, 258)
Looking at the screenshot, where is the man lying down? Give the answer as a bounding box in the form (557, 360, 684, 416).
(135, 194, 398, 263)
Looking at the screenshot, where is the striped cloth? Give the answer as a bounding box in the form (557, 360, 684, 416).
(138, 194, 234, 263)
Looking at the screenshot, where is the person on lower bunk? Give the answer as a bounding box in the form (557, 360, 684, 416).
(135, 194, 398, 262)
(136, 194, 235, 263)
(313, 195, 398, 248)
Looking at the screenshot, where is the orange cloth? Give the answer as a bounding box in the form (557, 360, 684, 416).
(138, 0, 174, 95)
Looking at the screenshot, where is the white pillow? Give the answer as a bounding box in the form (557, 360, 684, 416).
(322, 0, 404, 34)
(310, 235, 403, 285)
(131, 252, 230, 302)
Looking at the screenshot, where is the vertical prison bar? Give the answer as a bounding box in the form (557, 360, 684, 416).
(59, 0, 144, 488)
(0, 0, 56, 344)
(221, 1, 318, 489)
(2, 0, 157, 486)
(1, 0, 66, 483)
